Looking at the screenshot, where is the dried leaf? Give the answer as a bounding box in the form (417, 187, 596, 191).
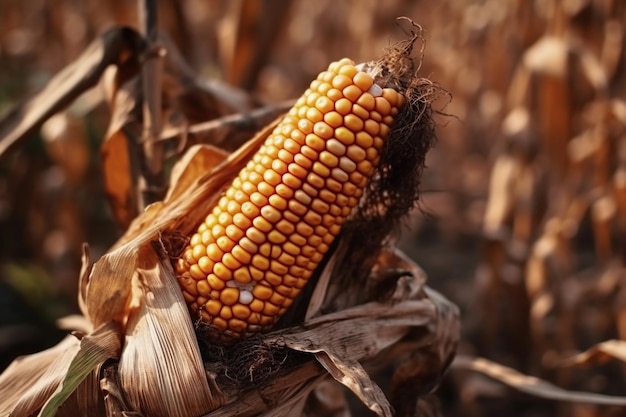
(560, 339, 626, 367)
(453, 355, 626, 406)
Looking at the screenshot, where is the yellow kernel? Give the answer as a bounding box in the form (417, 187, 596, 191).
(278, 149, 294, 163)
(190, 233, 201, 247)
(253, 217, 273, 233)
(270, 292, 286, 307)
(250, 192, 268, 207)
(275, 183, 294, 199)
(296, 222, 314, 237)
(288, 162, 308, 179)
(234, 267, 252, 283)
(233, 213, 252, 230)
(353, 72, 373, 91)
(343, 85, 362, 102)
(232, 304, 251, 320)
(305, 134, 325, 151)
(383, 115, 394, 126)
(285, 137, 301, 153)
(294, 153, 312, 169)
(329, 204, 342, 216)
(198, 256, 214, 274)
(283, 211, 299, 223)
(335, 127, 355, 145)
(311, 199, 330, 214)
(276, 285, 293, 297)
(276, 219, 295, 235)
(329, 223, 343, 235)
(327, 88, 343, 101)
(249, 266, 264, 281)
(241, 181, 255, 195)
(302, 183, 318, 197)
(218, 197, 228, 211)
(297, 106, 307, 120)
(212, 317, 227, 330)
(242, 201, 260, 218)
(263, 170, 281, 187)
(326, 178, 343, 192)
(306, 92, 321, 107)
(229, 318, 248, 332)
(267, 195, 286, 211)
(367, 146, 379, 161)
(318, 189, 337, 203)
(304, 211, 322, 226)
(356, 131, 374, 148)
(217, 236, 235, 252)
(226, 224, 244, 241)
(260, 155, 273, 168)
(379, 123, 390, 139)
(349, 171, 366, 186)
(296, 253, 312, 265)
(308, 235, 323, 247)
(322, 71, 335, 82)
(220, 306, 233, 319)
(207, 243, 223, 262)
(357, 160, 373, 175)
(263, 302, 280, 316)
(298, 119, 313, 134)
(207, 273, 226, 290)
(322, 215, 336, 229)
(290, 265, 306, 277)
(346, 145, 367, 162)
(335, 98, 352, 115)
(295, 190, 312, 205)
(253, 284, 273, 300)
(331, 168, 349, 182)
(344, 114, 364, 132)
(338, 64, 358, 78)
(315, 96, 334, 113)
(320, 151, 339, 168)
(260, 205, 281, 223)
(205, 299, 221, 316)
(382, 88, 399, 107)
(283, 241, 301, 256)
(271, 159, 288, 175)
(196, 278, 210, 295)
(213, 262, 232, 280)
(289, 233, 307, 247)
(265, 271, 283, 286)
(375, 96, 392, 116)
(250, 299, 264, 313)
(342, 183, 357, 197)
(332, 74, 352, 90)
(288, 199, 308, 216)
(220, 288, 239, 306)
(252, 254, 270, 271)
(283, 274, 298, 287)
(246, 227, 266, 244)
(352, 104, 369, 120)
(192, 244, 206, 261)
(317, 82, 332, 95)
(370, 110, 382, 122)
(205, 213, 218, 228)
(269, 230, 287, 244)
(314, 122, 333, 139)
(307, 172, 325, 188)
(234, 190, 248, 203)
(312, 161, 330, 177)
(211, 224, 225, 239)
(324, 111, 343, 128)
(300, 145, 318, 160)
(283, 172, 302, 189)
(306, 107, 323, 123)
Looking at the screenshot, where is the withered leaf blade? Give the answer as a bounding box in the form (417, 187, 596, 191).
(559, 339, 626, 367)
(453, 355, 626, 406)
(0, 26, 145, 157)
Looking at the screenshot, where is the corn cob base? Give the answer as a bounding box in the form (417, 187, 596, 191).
(176, 58, 404, 340)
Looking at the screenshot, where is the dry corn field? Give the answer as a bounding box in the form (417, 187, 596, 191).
(1, 1, 626, 416)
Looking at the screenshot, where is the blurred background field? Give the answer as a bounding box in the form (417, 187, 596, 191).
(1, 0, 625, 416)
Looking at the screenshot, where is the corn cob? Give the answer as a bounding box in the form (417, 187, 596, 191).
(175, 58, 404, 339)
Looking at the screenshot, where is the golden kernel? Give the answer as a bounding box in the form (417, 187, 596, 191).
(260, 205, 281, 223)
(229, 318, 248, 333)
(311, 199, 330, 214)
(263, 170, 281, 187)
(190, 233, 201, 247)
(341, 183, 357, 197)
(263, 302, 280, 316)
(296, 254, 312, 266)
(353, 72, 374, 92)
(250, 192, 268, 207)
(275, 183, 294, 199)
(220, 306, 233, 319)
(283, 241, 301, 256)
(346, 145, 367, 162)
(335, 127, 355, 145)
(212, 317, 227, 330)
(308, 235, 323, 247)
(343, 85, 362, 102)
(232, 304, 251, 320)
(294, 190, 312, 205)
(211, 224, 226, 239)
(276, 219, 295, 235)
(198, 256, 214, 274)
(246, 227, 266, 244)
(253, 284, 273, 300)
(213, 262, 232, 280)
(252, 254, 270, 271)
(277, 252, 296, 266)
(326, 178, 343, 193)
(288, 163, 308, 179)
(326, 138, 346, 156)
(217, 235, 235, 252)
(298, 119, 313, 134)
(297, 106, 307, 120)
(250, 299, 264, 313)
(225, 224, 244, 241)
(341, 205, 353, 217)
(294, 153, 312, 169)
(242, 201, 260, 218)
(283, 211, 299, 223)
(289, 233, 307, 247)
(317, 82, 332, 95)
(271, 159, 288, 176)
(192, 244, 206, 261)
(313, 122, 333, 139)
(329, 223, 343, 235)
(305, 134, 325, 151)
(296, 222, 314, 237)
(283, 274, 298, 287)
(379, 123, 390, 139)
(331, 74, 352, 90)
(234, 267, 252, 283)
(220, 288, 239, 306)
(306, 107, 323, 123)
(335, 98, 352, 115)
(381, 88, 399, 107)
(373, 137, 384, 150)
(304, 211, 322, 226)
(241, 181, 255, 195)
(270, 292, 286, 306)
(352, 103, 369, 120)
(284, 137, 301, 153)
(288, 199, 308, 216)
(306, 92, 321, 107)
(370, 111, 382, 122)
(324, 111, 343, 128)
(205, 299, 221, 316)
(338, 64, 357, 78)
(278, 149, 294, 163)
(344, 114, 364, 132)
(234, 190, 248, 203)
(290, 265, 306, 277)
(265, 271, 282, 286)
(196, 279, 211, 295)
(318, 189, 337, 203)
(207, 274, 225, 290)
(327, 88, 343, 101)
(312, 161, 330, 177)
(383, 115, 394, 126)
(206, 243, 223, 262)
(283, 172, 302, 189)
(315, 96, 334, 113)
(233, 213, 252, 230)
(300, 145, 318, 160)
(322, 215, 336, 229)
(249, 266, 264, 281)
(307, 172, 325, 188)
(276, 285, 293, 297)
